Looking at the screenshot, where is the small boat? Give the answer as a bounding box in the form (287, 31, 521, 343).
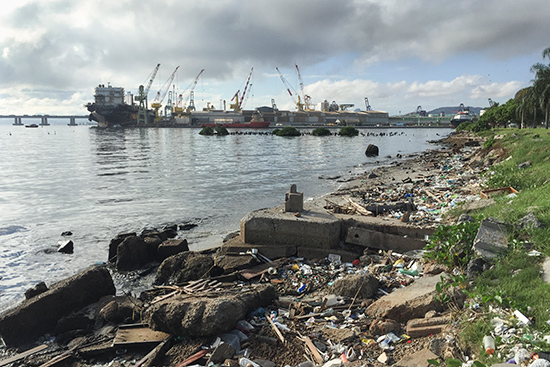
(25, 124, 39, 128)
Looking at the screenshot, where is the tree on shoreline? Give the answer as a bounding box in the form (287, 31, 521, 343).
(530, 47, 550, 129)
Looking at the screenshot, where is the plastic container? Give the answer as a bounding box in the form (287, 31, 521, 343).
(239, 357, 261, 367)
(483, 335, 495, 355)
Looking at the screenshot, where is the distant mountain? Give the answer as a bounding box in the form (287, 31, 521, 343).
(427, 106, 485, 116)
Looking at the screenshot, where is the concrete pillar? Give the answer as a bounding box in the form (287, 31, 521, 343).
(284, 184, 303, 212)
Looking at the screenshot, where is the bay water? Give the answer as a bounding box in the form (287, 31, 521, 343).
(0, 121, 449, 312)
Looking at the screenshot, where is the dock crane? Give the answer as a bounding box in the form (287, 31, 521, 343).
(151, 66, 180, 119)
(295, 64, 312, 111)
(229, 67, 253, 112)
(174, 69, 205, 113)
(136, 63, 160, 125)
(276, 67, 303, 111)
(364, 97, 372, 111)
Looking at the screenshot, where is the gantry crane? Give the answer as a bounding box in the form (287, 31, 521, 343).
(173, 69, 205, 113)
(276, 67, 303, 111)
(295, 64, 312, 111)
(136, 63, 160, 125)
(151, 66, 180, 119)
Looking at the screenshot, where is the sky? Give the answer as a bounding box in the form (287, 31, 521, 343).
(1, 0, 549, 116)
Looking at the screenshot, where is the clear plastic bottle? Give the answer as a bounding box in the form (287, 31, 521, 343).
(483, 335, 495, 354)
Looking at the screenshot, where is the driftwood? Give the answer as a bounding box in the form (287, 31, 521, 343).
(0, 344, 47, 367)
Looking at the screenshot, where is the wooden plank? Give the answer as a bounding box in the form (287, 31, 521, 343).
(265, 313, 285, 343)
(239, 259, 284, 280)
(173, 349, 208, 367)
(113, 326, 170, 346)
(304, 336, 324, 365)
(0, 344, 48, 367)
(135, 337, 172, 367)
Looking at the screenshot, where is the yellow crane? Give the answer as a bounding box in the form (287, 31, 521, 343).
(151, 66, 180, 119)
(295, 64, 313, 111)
(229, 68, 253, 112)
(276, 67, 304, 111)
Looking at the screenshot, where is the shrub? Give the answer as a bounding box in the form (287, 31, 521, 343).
(424, 221, 480, 269)
(214, 125, 229, 135)
(199, 126, 214, 135)
(274, 127, 301, 136)
(339, 126, 359, 137)
(312, 127, 332, 136)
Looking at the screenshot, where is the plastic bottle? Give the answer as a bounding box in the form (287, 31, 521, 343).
(483, 335, 495, 355)
(239, 357, 261, 367)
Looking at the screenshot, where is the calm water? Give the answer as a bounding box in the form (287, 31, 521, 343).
(0, 121, 450, 311)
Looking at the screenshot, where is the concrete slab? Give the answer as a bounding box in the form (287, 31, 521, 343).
(366, 274, 445, 322)
(473, 218, 509, 260)
(541, 257, 550, 284)
(394, 348, 439, 367)
(240, 206, 341, 250)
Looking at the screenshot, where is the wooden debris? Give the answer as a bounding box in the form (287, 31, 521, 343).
(174, 349, 208, 367)
(480, 186, 518, 199)
(422, 189, 442, 203)
(304, 336, 324, 365)
(0, 344, 47, 367)
(113, 324, 171, 346)
(239, 259, 284, 280)
(265, 313, 286, 343)
(344, 197, 373, 216)
(135, 337, 172, 367)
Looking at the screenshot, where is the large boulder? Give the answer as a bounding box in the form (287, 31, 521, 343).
(473, 218, 510, 260)
(366, 274, 460, 322)
(0, 266, 115, 347)
(154, 251, 215, 286)
(365, 144, 379, 157)
(116, 235, 157, 271)
(144, 284, 276, 337)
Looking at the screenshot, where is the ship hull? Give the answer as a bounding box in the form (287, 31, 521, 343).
(201, 121, 271, 128)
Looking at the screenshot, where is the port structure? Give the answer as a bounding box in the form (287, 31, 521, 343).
(151, 66, 180, 121)
(174, 69, 204, 115)
(229, 68, 253, 112)
(136, 64, 160, 125)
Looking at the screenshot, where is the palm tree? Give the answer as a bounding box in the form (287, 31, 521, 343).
(531, 47, 550, 128)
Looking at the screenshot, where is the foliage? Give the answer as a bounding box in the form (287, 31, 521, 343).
(338, 126, 359, 136)
(434, 273, 468, 305)
(199, 126, 214, 135)
(482, 137, 495, 149)
(214, 125, 229, 135)
(312, 127, 332, 136)
(273, 127, 301, 136)
(424, 221, 479, 269)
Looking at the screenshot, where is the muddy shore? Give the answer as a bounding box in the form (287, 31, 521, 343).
(0, 131, 494, 367)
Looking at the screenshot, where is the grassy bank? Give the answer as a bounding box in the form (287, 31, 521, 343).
(430, 128, 550, 364)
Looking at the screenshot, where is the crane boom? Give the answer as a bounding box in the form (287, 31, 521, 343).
(240, 67, 254, 110)
(295, 64, 311, 110)
(276, 67, 300, 109)
(143, 63, 161, 97)
(136, 63, 160, 125)
(183, 69, 205, 111)
(152, 66, 180, 108)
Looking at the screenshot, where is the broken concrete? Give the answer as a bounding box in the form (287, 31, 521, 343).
(240, 206, 341, 250)
(366, 274, 446, 322)
(154, 251, 216, 286)
(0, 265, 115, 347)
(406, 315, 452, 338)
(473, 218, 510, 260)
(330, 274, 379, 299)
(394, 348, 439, 367)
(144, 284, 276, 337)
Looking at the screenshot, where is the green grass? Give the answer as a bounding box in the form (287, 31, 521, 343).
(428, 128, 550, 361)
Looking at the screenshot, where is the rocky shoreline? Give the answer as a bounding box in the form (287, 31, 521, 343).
(0, 131, 497, 367)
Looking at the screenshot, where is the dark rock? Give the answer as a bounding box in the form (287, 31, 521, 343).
(61, 231, 73, 236)
(208, 342, 236, 364)
(331, 274, 379, 299)
(457, 214, 475, 224)
(367, 172, 378, 179)
(58, 240, 74, 254)
(0, 265, 115, 347)
(54, 314, 93, 335)
(215, 254, 258, 274)
(116, 235, 157, 271)
(365, 144, 379, 157)
(108, 232, 136, 263)
(160, 228, 178, 240)
(158, 239, 189, 261)
(369, 318, 401, 336)
(464, 140, 480, 147)
(24, 281, 48, 299)
(154, 251, 215, 285)
(98, 296, 139, 323)
(179, 223, 198, 231)
(473, 218, 510, 260)
(144, 284, 276, 337)
(466, 258, 489, 279)
(517, 212, 544, 230)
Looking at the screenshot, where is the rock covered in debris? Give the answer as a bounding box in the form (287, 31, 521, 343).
(154, 251, 217, 285)
(24, 281, 48, 299)
(330, 273, 379, 299)
(144, 284, 276, 337)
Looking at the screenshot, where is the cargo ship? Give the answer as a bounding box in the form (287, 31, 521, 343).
(450, 110, 477, 128)
(85, 84, 137, 127)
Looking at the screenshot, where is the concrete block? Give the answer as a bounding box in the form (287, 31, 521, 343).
(285, 184, 303, 212)
(394, 348, 439, 367)
(406, 316, 451, 338)
(241, 207, 341, 250)
(473, 218, 509, 260)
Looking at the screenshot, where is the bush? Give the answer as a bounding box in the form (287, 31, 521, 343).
(199, 126, 214, 135)
(214, 125, 229, 135)
(274, 127, 301, 136)
(339, 126, 359, 137)
(424, 221, 480, 269)
(312, 127, 332, 136)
